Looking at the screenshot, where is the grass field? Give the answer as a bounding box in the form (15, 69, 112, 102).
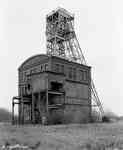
(1, 121, 123, 150)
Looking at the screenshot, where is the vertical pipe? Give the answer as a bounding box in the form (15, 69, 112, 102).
(12, 98, 14, 125)
(20, 88, 23, 124)
(18, 85, 21, 124)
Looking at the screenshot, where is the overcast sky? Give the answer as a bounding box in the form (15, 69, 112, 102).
(0, 0, 123, 115)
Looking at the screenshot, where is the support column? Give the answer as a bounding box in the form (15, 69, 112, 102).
(46, 76, 49, 124)
(18, 101, 21, 124)
(46, 75, 49, 115)
(63, 93, 66, 124)
(21, 97, 24, 124)
(29, 104, 31, 123)
(38, 92, 41, 123)
(44, 90, 48, 125)
(46, 90, 49, 114)
(32, 93, 35, 124)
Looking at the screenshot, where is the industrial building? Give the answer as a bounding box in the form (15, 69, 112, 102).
(12, 8, 103, 124)
(15, 54, 91, 124)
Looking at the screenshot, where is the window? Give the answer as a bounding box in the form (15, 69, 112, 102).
(22, 86, 25, 95)
(55, 64, 60, 72)
(61, 65, 64, 73)
(30, 69, 33, 74)
(73, 68, 76, 80)
(31, 68, 36, 74)
(83, 71, 87, 81)
(51, 82, 63, 91)
(40, 65, 43, 71)
(23, 72, 27, 81)
(68, 67, 72, 79)
(19, 72, 23, 82)
(79, 70, 84, 81)
(45, 64, 48, 71)
(79, 70, 88, 81)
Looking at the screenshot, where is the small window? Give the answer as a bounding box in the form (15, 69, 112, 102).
(45, 64, 48, 71)
(79, 70, 88, 81)
(68, 67, 72, 79)
(41, 65, 43, 71)
(20, 72, 23, 82)
(27, 84, 31, 90)
(30, 69, 33, 74)
(73, 68, 76, 80)
(31, 68, 36, 74)
(79, 70, 84, 81)
(22, 86, 25, 95)
(55, 64, 60, 72)
(61, 65, 64, 73)
(83, 71, 87, 81)
(23, 72, 27, 81)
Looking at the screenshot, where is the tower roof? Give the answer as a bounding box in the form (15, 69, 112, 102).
(46, 7, 74, 20)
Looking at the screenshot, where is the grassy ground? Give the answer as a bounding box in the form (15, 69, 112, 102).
(1, 121, 123, 150)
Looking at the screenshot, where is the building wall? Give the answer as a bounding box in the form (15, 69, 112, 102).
(64, 105, 90, 123)
(31, 73, 48, 93)
(50, 56, 91, 123)
(18, 55, 50, 96)
(64, 81, 91, 123)
(18, 54, 91, 124)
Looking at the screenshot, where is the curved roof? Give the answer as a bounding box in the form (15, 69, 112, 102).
(18, 54, 49, 71)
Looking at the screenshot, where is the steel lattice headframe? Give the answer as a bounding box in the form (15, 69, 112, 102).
(46, 7, 104, 118)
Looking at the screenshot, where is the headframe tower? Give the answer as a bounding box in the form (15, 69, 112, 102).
(46, 7, 104, 118)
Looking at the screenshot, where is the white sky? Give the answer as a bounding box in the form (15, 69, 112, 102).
(0, 0, 123, 116)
